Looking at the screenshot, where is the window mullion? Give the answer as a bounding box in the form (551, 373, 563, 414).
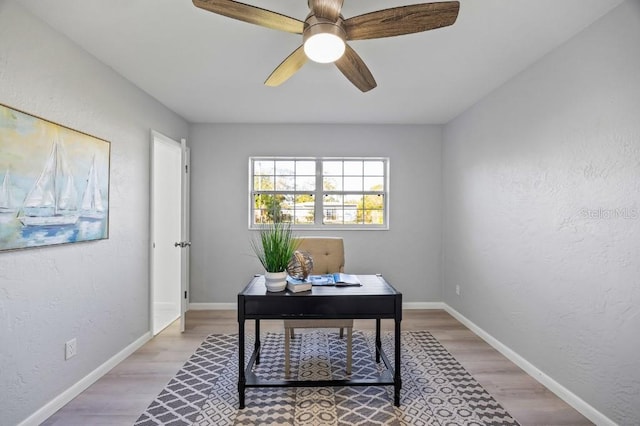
(315, 160, 323, 225)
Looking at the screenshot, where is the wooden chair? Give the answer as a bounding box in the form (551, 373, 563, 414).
(284, 237, 353, 376)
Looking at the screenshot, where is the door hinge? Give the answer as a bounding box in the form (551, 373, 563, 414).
(184, 291, 188, 299)
(185, 164, 189, 173)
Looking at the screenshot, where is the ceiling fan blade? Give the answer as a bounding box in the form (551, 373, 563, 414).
(335, 44, 377, 92)
(264, 46, 308, 87)
(308, 0, 344, 22)
(344, 1, 459, 40)
(193, 0, 304, 34)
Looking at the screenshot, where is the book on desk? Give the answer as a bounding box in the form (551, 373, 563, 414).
(286, 273, 361, 292)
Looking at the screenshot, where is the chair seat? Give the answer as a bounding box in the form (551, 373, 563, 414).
(284, 319, 353, 376)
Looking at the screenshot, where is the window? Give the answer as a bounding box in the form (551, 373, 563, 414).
(250, 157, 388, 229)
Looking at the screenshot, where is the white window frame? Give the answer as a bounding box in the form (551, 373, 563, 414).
(249, 157, 389, 230)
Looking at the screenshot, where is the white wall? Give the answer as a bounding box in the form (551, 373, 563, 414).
(443, 1, 640, 424)
(0, 2, 188, 425)
(188, 124, 442, 305)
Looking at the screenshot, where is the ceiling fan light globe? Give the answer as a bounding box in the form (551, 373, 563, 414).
(304, 33, 345, 63)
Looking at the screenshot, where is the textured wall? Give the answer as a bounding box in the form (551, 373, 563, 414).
(0, 2, 188, 425)
(443, 1, 640, 423)
(188, 124, 442, 305)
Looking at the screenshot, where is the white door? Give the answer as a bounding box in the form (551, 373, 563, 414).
(150, 131, 189, 334)
(180, 140, 190, 333)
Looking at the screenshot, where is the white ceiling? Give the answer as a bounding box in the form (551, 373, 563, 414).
(19, 0, 623, 124)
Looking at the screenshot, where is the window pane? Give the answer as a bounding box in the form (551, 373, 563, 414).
(255, 209, 269, 224)
(296, 161, 315, 175)
(280, 194, 294, 209)
(323, 176, 342, 191)
(363, 194, 384, 224)
(364, 194, 384, 210)
(296, 175, 315, 191)
(364, 176, 384, 191)
(270, 194, 293, 223)
(275, 160, 295, 175)
(323, 206, 342, 224)
(344, 160, 362, 176)
(275, 175, 295, 191)
(323, 194, 342, 224)
(324, 193, 342, 204)
(294, 209, 315, 224)
(254, 194, 286, 223)
(344, 194, 363, 208)
(323, 161, 342, 175)
(364, 160, 384, 176)
(344, 194, 363, 224)
(294, 194, 314, 208)
(254, 175, 274, 191)
(344, 176, 362, 191)
(363, 209, 384, 225)
(254, 160, 274, 175)
(343, 205, 360, 224)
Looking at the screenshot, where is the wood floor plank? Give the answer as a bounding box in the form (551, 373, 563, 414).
(40, 309, 593, 425)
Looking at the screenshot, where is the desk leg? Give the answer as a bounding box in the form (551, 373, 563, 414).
(375, 318, 381, 363)
(238, 319, 246, 409)
(255, 319, 261, 365)
(394, 318, 402, 406)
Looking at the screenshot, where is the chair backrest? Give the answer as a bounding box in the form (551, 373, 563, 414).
(295, 237, 344, 274)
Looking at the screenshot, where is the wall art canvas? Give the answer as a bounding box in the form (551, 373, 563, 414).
(0, 103, 110, 251)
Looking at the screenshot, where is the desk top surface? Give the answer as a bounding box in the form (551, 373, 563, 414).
(239, 274, 400, 298)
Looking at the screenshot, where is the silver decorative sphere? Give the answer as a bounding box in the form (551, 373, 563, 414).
(287, 250, 314, 280)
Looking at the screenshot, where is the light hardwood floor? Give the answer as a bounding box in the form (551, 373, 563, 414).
(42, 310, 593, 425)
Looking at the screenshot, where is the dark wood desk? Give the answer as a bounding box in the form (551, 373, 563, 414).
(237, 274, 402, 408)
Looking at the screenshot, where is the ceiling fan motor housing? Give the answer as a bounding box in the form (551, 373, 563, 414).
(304, 14, 346, 41)
(303, 14, 347, 63)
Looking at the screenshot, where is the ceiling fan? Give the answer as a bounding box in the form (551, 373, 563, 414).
(192, 0, 460, 92)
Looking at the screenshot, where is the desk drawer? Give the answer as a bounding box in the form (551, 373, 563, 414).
(242, 295, 398, 319)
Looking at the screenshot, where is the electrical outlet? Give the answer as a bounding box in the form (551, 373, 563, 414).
(455, 285, 460, 296)
(65, 338, 77, 360)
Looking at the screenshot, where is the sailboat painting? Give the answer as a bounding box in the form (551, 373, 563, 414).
(0, 169, 18, 215)
(0, 103, 110, 251)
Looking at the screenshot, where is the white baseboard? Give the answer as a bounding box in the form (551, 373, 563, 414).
(188, 302, 446, 311)
(443, 304, 616, 426)
(18, 332, 152, 426)
(189, 302, 236, 310)
(403, 302, 446, 310)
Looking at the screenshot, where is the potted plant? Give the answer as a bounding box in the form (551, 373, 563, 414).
(251, 221, 299, 292)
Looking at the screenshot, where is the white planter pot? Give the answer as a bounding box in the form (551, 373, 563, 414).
(265, 271, 287, 292)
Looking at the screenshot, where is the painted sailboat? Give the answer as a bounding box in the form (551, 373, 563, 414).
(80, 155, 105, 220)
(18, 133, 80, 226)
(0, 168, 18, 214)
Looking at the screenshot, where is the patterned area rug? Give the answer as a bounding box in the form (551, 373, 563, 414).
(135, 330, 520, 425)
